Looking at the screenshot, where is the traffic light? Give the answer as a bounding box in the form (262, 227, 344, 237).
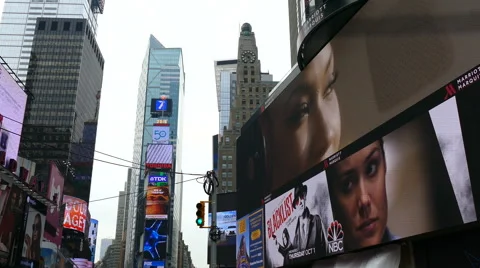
(196, 202, 205, 227)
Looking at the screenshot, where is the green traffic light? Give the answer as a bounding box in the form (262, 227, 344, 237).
(196, 218, 204, 226)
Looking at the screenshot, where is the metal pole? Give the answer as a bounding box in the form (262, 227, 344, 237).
(210, 182, 217, 268)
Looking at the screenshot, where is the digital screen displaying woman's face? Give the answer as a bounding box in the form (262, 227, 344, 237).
(33, 216, 41, 241)
(328, 141, 387, 249)
(266, 43, 341, 188)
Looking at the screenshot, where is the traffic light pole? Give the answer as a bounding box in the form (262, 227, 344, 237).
(210, 182, 218, 268)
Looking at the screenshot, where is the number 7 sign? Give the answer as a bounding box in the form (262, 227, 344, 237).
(156, 100, 167, 111)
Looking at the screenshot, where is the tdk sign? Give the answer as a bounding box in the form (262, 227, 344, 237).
(149, 175, 168, 183)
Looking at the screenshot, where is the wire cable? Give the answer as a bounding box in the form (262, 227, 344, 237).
(0, 126, 204, 177)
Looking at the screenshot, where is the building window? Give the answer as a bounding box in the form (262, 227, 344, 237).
(228, 172, 232, 178)
(222, 155, 227, 160)
(51, 21, 58, 31)
(222, 164, 227, 169)
(249, 87, 252, 92)
(228, 164, 232, 169)
(251, 78, 255, 83)
(76, 21, 83, 31)
(226, 137, 230, 143)
(227, 181, 233, 186)
(38, 21, 46, 30)
(228, 156, 233, 160)
(242, 99, 246, 105)
(222, 181, 226, 186)
(222, 173, 227, 178)
(249, 99, 253, 105)
(244, 78, 248, 83)
(242, 114, 246, 120)
(251, 70, 255, 75)
(63, 21, 70, 31)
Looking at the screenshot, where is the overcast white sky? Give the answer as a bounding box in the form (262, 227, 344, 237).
(0, 0, 291, 266)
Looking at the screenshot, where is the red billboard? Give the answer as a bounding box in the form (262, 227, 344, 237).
(44, 162, 64, 246)
(63, 195, 88, 233)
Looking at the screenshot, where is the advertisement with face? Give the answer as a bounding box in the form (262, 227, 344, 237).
(0, 64, 28, 165)
(22, 197, 46, 263)
(264, 173, 333, 267)
(236, 0, 480, 218)
(324, 89, 479, 253)
(63, 195, 88, 233)
(44, 162, 64, 246)
(236, 208, 264, 268)
(0, 186, 25, 255)
(207, 211, 237, 246)
(146, 172, 169, 219)
(144, 219, 168, 261)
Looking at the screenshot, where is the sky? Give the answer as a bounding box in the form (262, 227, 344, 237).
(0, 0, 292, 267)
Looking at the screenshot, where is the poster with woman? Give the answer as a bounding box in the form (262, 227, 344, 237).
(22, 206, 46, 262)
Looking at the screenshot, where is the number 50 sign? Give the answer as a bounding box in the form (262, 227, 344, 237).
(153, 125, 169, 143)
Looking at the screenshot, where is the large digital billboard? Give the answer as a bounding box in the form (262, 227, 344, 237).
(262, 65, 480, 266)
(0, 63, 28, 166)
(143, 219, 168, 261)
(0, 186, 25, 257)
(236, 0, 480, 219)
(44, 162, 64, 246)
(236, 208, 264, 268)
(207, 210, 237, 246)
(62, 195, 88, 233)
(146, 144, 173, 169)
(152, 124, 170, 144)
(22, 196, 47, 264)
(146, 171, 169, 219)
(143, 260, 165, 268)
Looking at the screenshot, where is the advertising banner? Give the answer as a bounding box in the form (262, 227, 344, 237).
(0, 186, 25, 255)
(144, 219, 168, 261)
(236, 208, 264, 268)
(0, 63, 28, 166)
(262, 64, 480, 266)
(150, 99, 173, 114)
(265, 173, 333, 267)
(146, 172, 169, 219)
(153, 125, 170, 144)
(144, 260, 165, 268)
(88, 219, 98, 262)
(22, 196, 47, 263)
(207, 211, 237, 246)
(146, 144, 173, 169)
(44, 162, 64, 246)
(62, 195, 88, 233)
(237, 0, 480, 219)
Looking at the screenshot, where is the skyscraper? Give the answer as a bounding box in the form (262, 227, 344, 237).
(125, 35, 185, 268)
(0, 0, 103, 83)
(214, 60, 237, 137)
(215, 23, 277, 192)
(288, 0, 299, 67)
(18, 17, 104, 258)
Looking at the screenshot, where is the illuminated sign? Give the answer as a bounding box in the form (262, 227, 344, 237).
(148, 172, 168, 184)
(150, 99, 173, 115)
(146, 144, 173, 170)
(153, 125, 169, 144)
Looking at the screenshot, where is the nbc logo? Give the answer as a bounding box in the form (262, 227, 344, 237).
(327, 220, 344, 254)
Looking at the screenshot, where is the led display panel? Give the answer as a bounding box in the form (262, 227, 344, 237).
(143, 219, 168, 261)
(146, 144, 173, 170)
(62, 195, 88, 233)
(44, 162, 64, 246)
(152, 125, 170, 144)
(207, 211, 237, 246)
(236, 208, 265, 268)
(146, 171, 169, 219)
(236, 0, 480, 219)
(262, 64, 480, 267)
(22, 196, 47, 264)
(0, 63, 28, 165)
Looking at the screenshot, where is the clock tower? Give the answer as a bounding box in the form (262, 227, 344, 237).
(215, 23, 277, 193)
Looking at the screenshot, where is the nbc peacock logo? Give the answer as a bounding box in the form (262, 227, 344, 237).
(327, 220, 344, 254)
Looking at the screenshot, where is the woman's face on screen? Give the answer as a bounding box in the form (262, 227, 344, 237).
(265, 43, 341, 189)
(328, 141, 388, 249)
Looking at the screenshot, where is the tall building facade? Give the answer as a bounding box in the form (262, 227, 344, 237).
(288, 0, 298, 67)
(99, 238, 113, 260)
(216, 23, 277, 192)
(0, 0, 103, 83)
(16, 17, 103, 259)
(110, 187, 126, 266)
(214, 60, 237, 136)
(125, 35, 185, 268)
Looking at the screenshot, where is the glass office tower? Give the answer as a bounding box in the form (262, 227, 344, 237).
(125, 35, 185, 268)
(0, 0, 101, 83)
